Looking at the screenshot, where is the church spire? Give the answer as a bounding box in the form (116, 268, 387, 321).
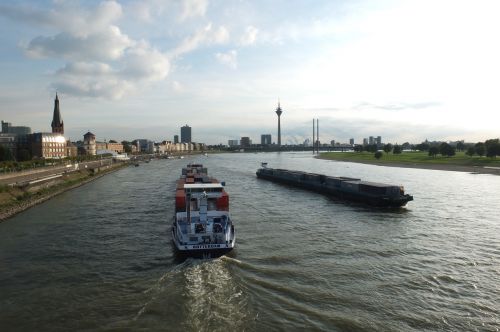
(51, 93, 64, 135)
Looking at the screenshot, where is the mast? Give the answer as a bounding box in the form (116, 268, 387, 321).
(312, 119, 315, 154)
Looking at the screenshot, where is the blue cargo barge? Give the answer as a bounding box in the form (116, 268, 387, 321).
(256, 164, 413, 207)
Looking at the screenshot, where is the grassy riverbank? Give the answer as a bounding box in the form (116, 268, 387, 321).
(318, 151, 500, 174)
(0, 163, 127, 221)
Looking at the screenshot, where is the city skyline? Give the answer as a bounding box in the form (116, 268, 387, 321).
(1, 0, 499, 144)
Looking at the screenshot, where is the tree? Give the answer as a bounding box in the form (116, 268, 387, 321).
(121, 140, 132, 153)
(486, 141, 500, 158)
(383, 143, 393, 153)
(456, 141, 465, 152)
(393, 145, 402, 154)
(475, 142, 486, 157)
(416, 143, 430, 151)
(485, 139, 500, 158)
(366, 144, 378, 153)
(109, 139, 117, 143)
(353, 145, 364, 152)
(439, 142, 455, 157)
(17, 149, 31, 161)
(402, 142, 413, 150)
(374, 151, 383, 159)
(466, 146, 475, 157)
(0, 145, 14, 161)
(428, 146, 439, 157)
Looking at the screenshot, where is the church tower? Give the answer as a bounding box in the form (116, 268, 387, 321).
(51, 93, 64, 135)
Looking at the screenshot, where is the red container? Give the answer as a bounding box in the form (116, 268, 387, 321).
(216, 192, 229, 211)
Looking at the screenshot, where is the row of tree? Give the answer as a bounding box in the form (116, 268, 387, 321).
(368, 138, 500, 159)
(465, 139, 500, 158)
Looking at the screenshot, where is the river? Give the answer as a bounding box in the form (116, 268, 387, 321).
(0, 152, 499, 331)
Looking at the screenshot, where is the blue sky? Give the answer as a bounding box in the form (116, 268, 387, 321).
(1, 0, 499, 144)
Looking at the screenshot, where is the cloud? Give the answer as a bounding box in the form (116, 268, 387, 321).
(215, 50, 237, 69)
(179, 0, 208, 21)
(0, 1, 122, 38)
(1, 1, 170, 99)
(240, 25, 258, 46)
(353, 101, 442, 111)
(25, 27, 134, 61)
(172, 81, 185, 93)
(53, 43, 170, 99)
(170, 23, 229, 57)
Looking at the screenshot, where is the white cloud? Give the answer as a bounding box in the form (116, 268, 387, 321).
(215, 50, 237, 69)
(170, 23, 229, 57)
(179, 0, 208, 21)
(25, 26, 134, 61)
(240, 25, 258, 46)
(121, 43, 170, 82)
(172, 81, 185, 93)
(1, 1, 170, 99)
(53, 43, 170, 99)
(0, 1, 123, 38)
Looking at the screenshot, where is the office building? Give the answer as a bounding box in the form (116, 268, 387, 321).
(240, 137, 251, 147)
(181, 125, 191, 143)
(1, 121, 31, 135)
(228, 140, 239, 147)
(261, 134, 272, 145)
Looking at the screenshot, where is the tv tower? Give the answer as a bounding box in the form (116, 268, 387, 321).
(276, 100, 283, 147)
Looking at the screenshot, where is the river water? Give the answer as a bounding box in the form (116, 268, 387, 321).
(0, 152, 499, 331)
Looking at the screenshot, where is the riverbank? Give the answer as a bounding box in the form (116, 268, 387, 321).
(0, 163, 127, 222)
(318, 151, 500, 175)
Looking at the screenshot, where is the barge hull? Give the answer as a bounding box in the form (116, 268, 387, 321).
(256, 170, 412, 207)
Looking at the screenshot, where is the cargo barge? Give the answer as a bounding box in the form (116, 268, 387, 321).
(256, 164, 413, 207)
(172, 164, 235, 257)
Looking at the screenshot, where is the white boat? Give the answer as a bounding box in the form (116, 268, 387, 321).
(172, 165, 235, 257)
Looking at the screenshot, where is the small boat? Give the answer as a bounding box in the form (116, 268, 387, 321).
(172, 164, 235, 257)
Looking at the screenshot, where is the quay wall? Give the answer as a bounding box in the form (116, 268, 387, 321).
(0, 163, 126, 222)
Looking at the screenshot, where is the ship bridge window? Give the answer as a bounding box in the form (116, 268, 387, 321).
(213, 223, 223, 233)
(195, 223, 205, 233)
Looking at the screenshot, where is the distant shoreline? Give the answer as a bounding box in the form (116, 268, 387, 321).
(316, 156, 500, 176)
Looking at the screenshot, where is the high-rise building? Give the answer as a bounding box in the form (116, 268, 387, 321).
(349, 138, 354, 145)
(330, 140, 336, 146)
(181, 125, 191, 143)
(228, 140, 239, 147)
(376, 136, 382, 145)
(240, 137, 251, 147)
(369, 136, 374, 145)
(1, 120, 31, 135)
(174, 135, 179, 144)
(51, 93, 64, 135)
(363, 138, 368, 145)
(275, 101, 283, 147)
(261, 134, 272, 145)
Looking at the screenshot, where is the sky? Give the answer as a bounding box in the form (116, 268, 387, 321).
(0, 0, 499, 145)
